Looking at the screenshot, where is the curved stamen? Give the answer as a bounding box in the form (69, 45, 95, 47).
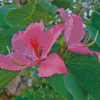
(6, 46, 25, 66)
(6, 46, 12, 58)
(84, 30, 99, 47)
(12, 58, 25, 66)
(84, 33, 88, 43)
(84, 32, 91, 45)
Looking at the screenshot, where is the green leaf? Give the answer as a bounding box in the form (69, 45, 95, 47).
(5, 1, 57, 27)
(37, 1, 51, 12)
(33, 2, 48, 15)
(18, 18, 33, 27)
(91, 9, 100, 31)
(33, 1, 57, 24)
(51, 0, 71, 10)
(0, 6, 11, 29)
(65, 51, 100, 100)
(31, 14, 47, 24)
(46, 74, 74, 100)
(37, 1, 58, 15)
(86, 21, 100, 47)
(0, 69, 20, 94)
(64, 69, 89, 100)
(51, 4, 58, 15)
(5, 1, 36, 27)
(31, 2, 48, 24)
(0, 27, 26, 54)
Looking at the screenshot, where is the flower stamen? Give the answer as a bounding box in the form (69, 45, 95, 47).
(84, 32, 91, 45)
(84, 31, 98, 47)
(12, 58, 25, 66)
(6, 46, 12, 58)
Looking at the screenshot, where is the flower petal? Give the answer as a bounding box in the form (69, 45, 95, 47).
(24, 20, 44, 49)
(12, 52, 38, 66)
(64, 17, 73, 44)
(12, 31, 38, 62)
(41, 24, 66, 59)
(11, 30, 26, 53)
(0, 54, 30, 71)
(67, 42, 94, 55)
(12, 21, 44, 60)
(0, 54, 38, 71)
(38, 53, 69, 77)
(56, 8, 70, 21)
(65, 14, 86, 46)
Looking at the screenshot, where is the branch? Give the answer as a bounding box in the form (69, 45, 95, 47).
(13, 0, 22, 8)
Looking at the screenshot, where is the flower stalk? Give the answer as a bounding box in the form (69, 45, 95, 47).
(56, 35, 68, 59)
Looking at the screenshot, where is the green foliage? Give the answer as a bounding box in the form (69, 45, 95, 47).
(51, 0, 71, 10)
(65, 51, 100, 100)
(5, 1, 36, 27)
(64, 69, 89, 100)
(37, 1, 57, 15)
(37, 1, 51, 12)
(31, 2, 48, 24)
(5, 1, 57, 27)
(91, 9, 100, 31)
(46, 74, 74, 100)
(35, 1, 58, 24)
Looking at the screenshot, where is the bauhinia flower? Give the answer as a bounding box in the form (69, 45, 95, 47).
(56, 8, 100, 62)
(0, 20, 69, 77)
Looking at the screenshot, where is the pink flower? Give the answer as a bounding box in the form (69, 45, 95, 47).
(56, 8, 100, 62)
(0, 20, 69, 77)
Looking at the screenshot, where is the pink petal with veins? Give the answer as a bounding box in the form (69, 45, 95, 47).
(12, 30, 26, 53)
(24, 20, 44, 49)
(0, 54, 30, 71)
(64, 17, 73, 44)
(12, 52, 38, 66)
(66, 14, 86, 46)
(67, 42, 94, 55)
(39, 53, 69, 77)
(41, 24, 67, 59)
(11, 30, 37, 61)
